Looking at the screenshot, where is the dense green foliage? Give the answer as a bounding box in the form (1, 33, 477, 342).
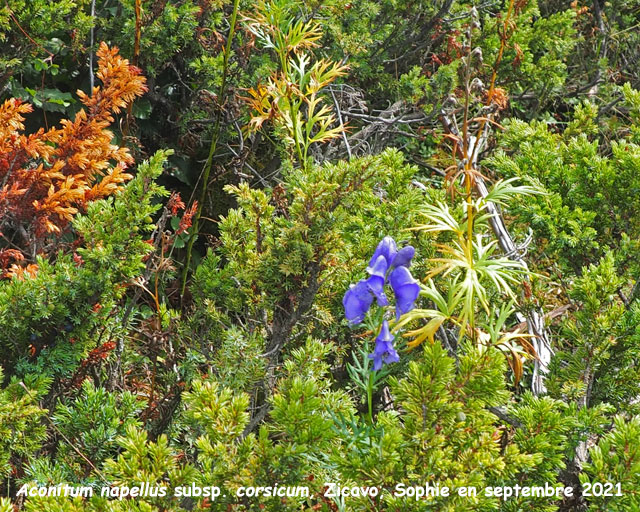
(2, 0, 640, 511)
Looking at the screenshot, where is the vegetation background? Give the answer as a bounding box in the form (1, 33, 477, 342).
(1, 0, 640, 510)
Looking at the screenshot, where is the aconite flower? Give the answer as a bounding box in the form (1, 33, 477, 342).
(368, 236, 397, 269)
(343, 236, 419, 324)
(343, 279, 374, 324)
(367, 236, 415, 270)
(389, 266, 421, 319)
(391, 245, 415, 268)
(366, 254, 390, 306)
(369, 320, 400, 371)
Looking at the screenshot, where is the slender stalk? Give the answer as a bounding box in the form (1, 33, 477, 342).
(469, 0, 515, 163)
(459, 0, 514, 336)
(133, 0, 142, 67)
(367, 371, 374, 424)
(461, 28, 476, 337)
(291, 101, 306, 170)
(124, 0, 142, 135)
(89, 0, 96, 92)
(181, 0, 241, 300)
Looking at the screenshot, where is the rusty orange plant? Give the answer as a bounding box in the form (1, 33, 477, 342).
(0, 42, 147, 276)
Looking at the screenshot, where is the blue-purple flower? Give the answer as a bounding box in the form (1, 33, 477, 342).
(389, 266, 421, 319)
(367, 236, 415, 271)
(368, 236, 397, 270)
(343, 279, 374, 324)
(369, 320, 400, 371)
(391, 245, 415, 268)
(343, 236, 420, 325)
(366, 255, 390, 306)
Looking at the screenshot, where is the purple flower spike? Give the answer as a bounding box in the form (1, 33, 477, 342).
(368, 236, 397, 270)
(344, 236, 419, 327)
(391, 245, 415, 268)
(369, 320, 400, 371)
(343, 279, 374, 324)
(389, 266, 421, 319)
(366, 255, 389, 306)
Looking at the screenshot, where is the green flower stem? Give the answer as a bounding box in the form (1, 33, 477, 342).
(180, 0, 241, 301)
(367, 370, 374, 424)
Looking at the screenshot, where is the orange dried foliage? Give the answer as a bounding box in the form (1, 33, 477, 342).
(68, 340, 118, 388)
(176, 201, 197, 235)
(0, 42, 147, 272)
(486, 87, 509, 110)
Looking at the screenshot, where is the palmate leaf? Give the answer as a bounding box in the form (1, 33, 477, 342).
(469, 178, 544, 232)
(413, 179, 541, 241)
(476, 329, 537, 385)
(475, 302, 537, 385)
(308, 59, 348, 93)
(431, 236, 525, 295)
(472, 236, 527, 295)
(393, 280, 459, 350)
(394, 308, 446, 332)
(245, 1, 323, 58)
(418, 230, 528, 336)
(243, 0, 290, 51)
(242, 1, 346, 166)
(285, 18, 322, 54)
(421, 278, 458, 316)
(480, 177, 543, 209)
(411, 200, 463, 235)
(307, 109, 342, 144)
(404, 315, 447, 349)
(289, 52, 312, 88)
(402, 216, 530, 349)
(406, 168, 541, 377)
